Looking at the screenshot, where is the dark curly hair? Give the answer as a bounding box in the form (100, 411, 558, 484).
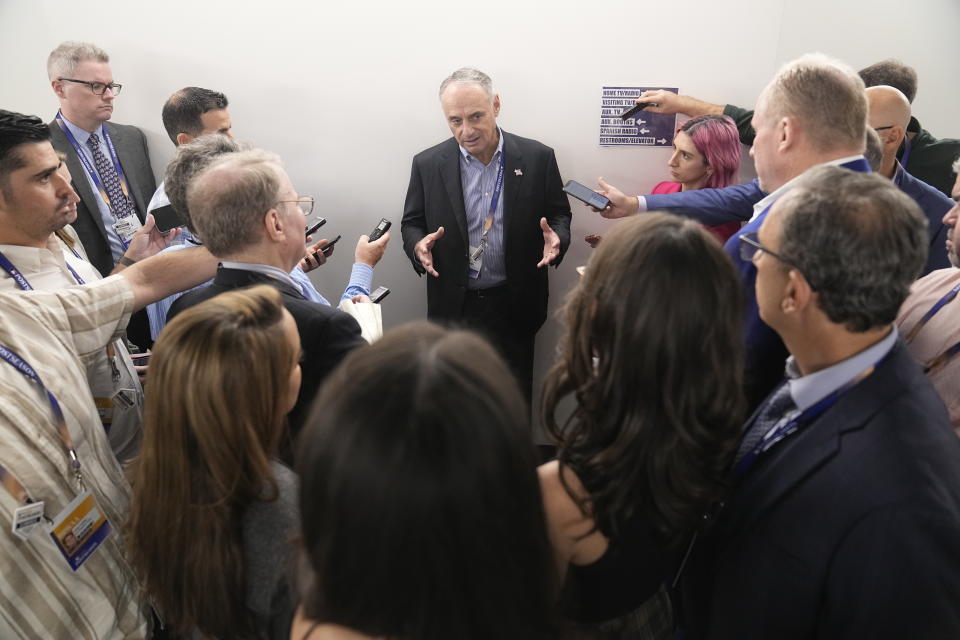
(542, 213, 745, 547)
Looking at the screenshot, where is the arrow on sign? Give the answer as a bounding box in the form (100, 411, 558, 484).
(637, 119, 646, 125)
(639, 128, 650, 134)
(657, 138, 667, 144)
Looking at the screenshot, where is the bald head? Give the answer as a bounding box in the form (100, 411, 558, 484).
(866, 85, 911, 132)
(187, 149, 285, 256)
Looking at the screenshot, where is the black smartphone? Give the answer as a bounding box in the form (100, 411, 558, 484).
(370, 286, 390, 303)
(619, 102, 659, 120)
(151, 204, 181, 233)
(368, 218, 391, 242)
(321, 234, 342, 257)
(305, 217, 327, 239)
(130, 353, 151, 366)
(563, 180, 611, 210)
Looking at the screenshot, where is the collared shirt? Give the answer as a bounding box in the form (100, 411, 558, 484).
(0, 235, 143, 463)
(897, 268, 960, 435)
(0, 276, 148, 638)
(59, 115, 137, 263)
(460, 128, 506, 289)
(783, 326, 898, 411)
(220, 261, 303, 292)
(746, 154, 867, 223)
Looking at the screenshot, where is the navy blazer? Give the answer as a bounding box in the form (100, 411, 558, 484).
(167, 267, 365, 456)
(49, 120, 156, 277)
(680, 341, 960, 639)
(400, 131, 572, 334)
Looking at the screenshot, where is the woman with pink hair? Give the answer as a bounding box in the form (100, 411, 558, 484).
(586, 114, 743, 247)
(653, 114, 743, 241)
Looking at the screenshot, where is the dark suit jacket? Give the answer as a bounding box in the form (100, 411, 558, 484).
(680, 341, 960, 639)
(49, 119, 156, 277)
(167, 267, 365, 455)
(401, 131, 572, 335)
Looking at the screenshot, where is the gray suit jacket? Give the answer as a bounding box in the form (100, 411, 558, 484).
(49, 119, 156, 276)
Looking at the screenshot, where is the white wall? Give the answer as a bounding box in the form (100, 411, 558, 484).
(3, 0, 957, 432)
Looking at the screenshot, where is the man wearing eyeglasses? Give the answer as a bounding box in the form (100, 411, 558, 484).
(47, 41, 157, 349)
(676, 166, 960, 639)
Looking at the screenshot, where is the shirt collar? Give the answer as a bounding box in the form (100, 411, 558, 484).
(750, 154, 868, 222)
(459, 127, 504, 165)
(0, 235, 69, 272)
(785, 325, 898, 411)
(59, 113, 104, 145)
(219, 261, 302, 293)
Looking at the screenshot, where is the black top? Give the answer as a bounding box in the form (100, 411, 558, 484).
(561, 510, 674, 624)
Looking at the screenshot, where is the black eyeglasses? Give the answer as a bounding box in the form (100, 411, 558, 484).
(739, 232, 800, 269)
(58, 78, 122, 96)
(872, 125, 894, 132)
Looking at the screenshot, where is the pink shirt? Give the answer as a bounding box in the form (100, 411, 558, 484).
(650, 182, 740, 243)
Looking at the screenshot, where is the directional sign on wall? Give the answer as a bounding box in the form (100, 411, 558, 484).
(599, 87, 678, 147)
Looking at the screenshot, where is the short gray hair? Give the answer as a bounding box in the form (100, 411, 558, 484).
(47, 41, 109, 80)
(187, 149, 284, 257)
(761, 53, 866, 153)
(439, 67, 494, 100)
(863, 127, 883, 171)
(775, 165, 927, 332)
(165, 134, 249, 232)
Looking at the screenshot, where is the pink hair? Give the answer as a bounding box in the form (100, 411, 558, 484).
(677, 115, 741, 189)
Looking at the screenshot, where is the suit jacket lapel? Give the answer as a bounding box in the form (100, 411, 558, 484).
(50, 122, 111, 243)
(721, 342, 909, 534)
(502, 131, 524, 259)
(106, 123, 147, 220)
(438, 140, 469, 248)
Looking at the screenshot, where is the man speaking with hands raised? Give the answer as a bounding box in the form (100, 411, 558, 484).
(402, 67, 571, 403)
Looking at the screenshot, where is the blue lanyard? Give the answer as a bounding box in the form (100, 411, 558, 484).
(53, 112, 134, 224)
(904, 283, 960, 373)
(489, 152, 505, 216)
(0, 250, 85, 291)
(733, 357, 886, 477)
(0, 344, 84, 489)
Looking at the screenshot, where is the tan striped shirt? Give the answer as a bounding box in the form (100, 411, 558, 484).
(0, 276, 148, 638)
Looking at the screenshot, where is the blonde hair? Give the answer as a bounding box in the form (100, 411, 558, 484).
(761, 53, 866, 152)
(127, 285, 294, 637)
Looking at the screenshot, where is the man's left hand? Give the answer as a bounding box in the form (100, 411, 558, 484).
(537, 217, 561, 268)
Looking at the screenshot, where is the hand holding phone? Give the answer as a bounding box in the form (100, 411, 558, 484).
(320, 234, 342, 257)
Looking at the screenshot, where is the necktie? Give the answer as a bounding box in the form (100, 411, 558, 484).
(734, 382, 796, 465)
(86, 133, 135, 220)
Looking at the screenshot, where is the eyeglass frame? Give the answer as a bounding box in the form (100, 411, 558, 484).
(872, 125, 894, 132)
(276, 197, 315, 217)
(738, 231, 811, 282)
(58, 78, 123, 96)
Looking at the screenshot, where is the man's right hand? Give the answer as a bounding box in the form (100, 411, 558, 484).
(634, 90, 724, 117)
(415, 226, 444, 277)
(355, 231, 391, 267)
(595, 178, 639, 219)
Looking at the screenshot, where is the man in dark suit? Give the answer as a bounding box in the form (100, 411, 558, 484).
(401, 67, 571, 402)
(679, 166, 960, 639)
(47, 41, 157, 347)
(168, 149, 365, 456)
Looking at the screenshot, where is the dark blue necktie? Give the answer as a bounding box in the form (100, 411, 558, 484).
(734, 382, 796, 465)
